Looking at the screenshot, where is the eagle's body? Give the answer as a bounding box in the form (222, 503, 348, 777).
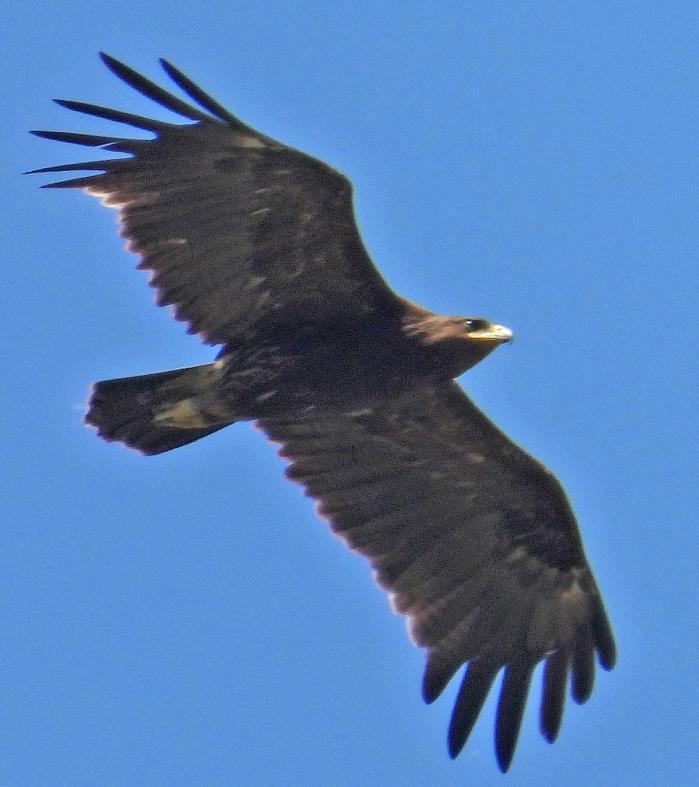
(32, 54, 615, 773)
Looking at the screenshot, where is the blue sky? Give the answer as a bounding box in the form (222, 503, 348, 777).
(4, 2, 697, 785)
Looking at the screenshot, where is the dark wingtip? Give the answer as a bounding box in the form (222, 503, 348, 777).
(98, 51, 128, 79)
(599, 643, 617, 671)
(158, 57, 244, 126)
(496, 750, 512, 774)
(540, 648, 568, 743)
(38, 176, 98, 189)
(446, 728, 463, 760)
(422, 655, 460, 705)
(159, 57, 184, 81)
(422, 681, 439, 705)
(570, 627, 596, 705)
(593, 608, 617, 671)
(447, 661, 499, 760)
(97, 52, 211, 123)
(25, 165, 60, 175)
(30, 129, 123, 147)
(494, 660, 534, 774)
(52, 98, 169, 133)
(98, 51, 117, 66)
(25, 160, 113, 175)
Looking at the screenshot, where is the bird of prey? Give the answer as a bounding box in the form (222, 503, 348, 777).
(31, 53, 615, 772)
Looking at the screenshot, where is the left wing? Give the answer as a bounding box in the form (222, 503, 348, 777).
(29, 54, 399, 346)
(259, 382, 615, 772)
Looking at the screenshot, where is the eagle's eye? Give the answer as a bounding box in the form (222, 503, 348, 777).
(464, 318, 488, 332)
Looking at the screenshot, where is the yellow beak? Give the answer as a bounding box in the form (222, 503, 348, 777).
(467, 323, 514, 344)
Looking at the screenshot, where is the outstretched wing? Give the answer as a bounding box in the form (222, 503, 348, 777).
(30, 53, 398, 345)
(259, 382, 615, 772)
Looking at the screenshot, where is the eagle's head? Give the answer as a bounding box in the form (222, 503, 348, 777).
(402, 302, 513, 377)
(457, 317, 513, 344)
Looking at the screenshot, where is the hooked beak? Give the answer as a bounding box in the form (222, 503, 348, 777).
(467, 323, 514, 344)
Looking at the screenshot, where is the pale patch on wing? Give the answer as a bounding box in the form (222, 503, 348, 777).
(88, 186, 158, 209)
(230, 132, 267, 149)
(255, 390, 278, 403)
(243, 275, 268, 290)
(560, 581, 585, 604)
(505, 545, 528, 565)
(154, 398, 207, 428)
(256, 290, 273, 309)
(408, 606, 479, 648)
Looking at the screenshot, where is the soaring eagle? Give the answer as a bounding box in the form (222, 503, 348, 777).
(31, 54, 615, 772)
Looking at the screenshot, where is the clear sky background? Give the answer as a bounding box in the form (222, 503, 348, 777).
(4, 2, 697, 785)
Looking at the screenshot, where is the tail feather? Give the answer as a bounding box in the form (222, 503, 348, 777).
(85, 364, 230, 455)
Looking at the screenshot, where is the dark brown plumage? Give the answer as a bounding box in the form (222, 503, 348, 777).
(31, 53, 615, 772)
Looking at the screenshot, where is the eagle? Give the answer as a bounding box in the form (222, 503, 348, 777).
(31, 53, 615, 772)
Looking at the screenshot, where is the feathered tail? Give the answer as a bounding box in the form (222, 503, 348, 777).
(85, 364, 231, 455)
